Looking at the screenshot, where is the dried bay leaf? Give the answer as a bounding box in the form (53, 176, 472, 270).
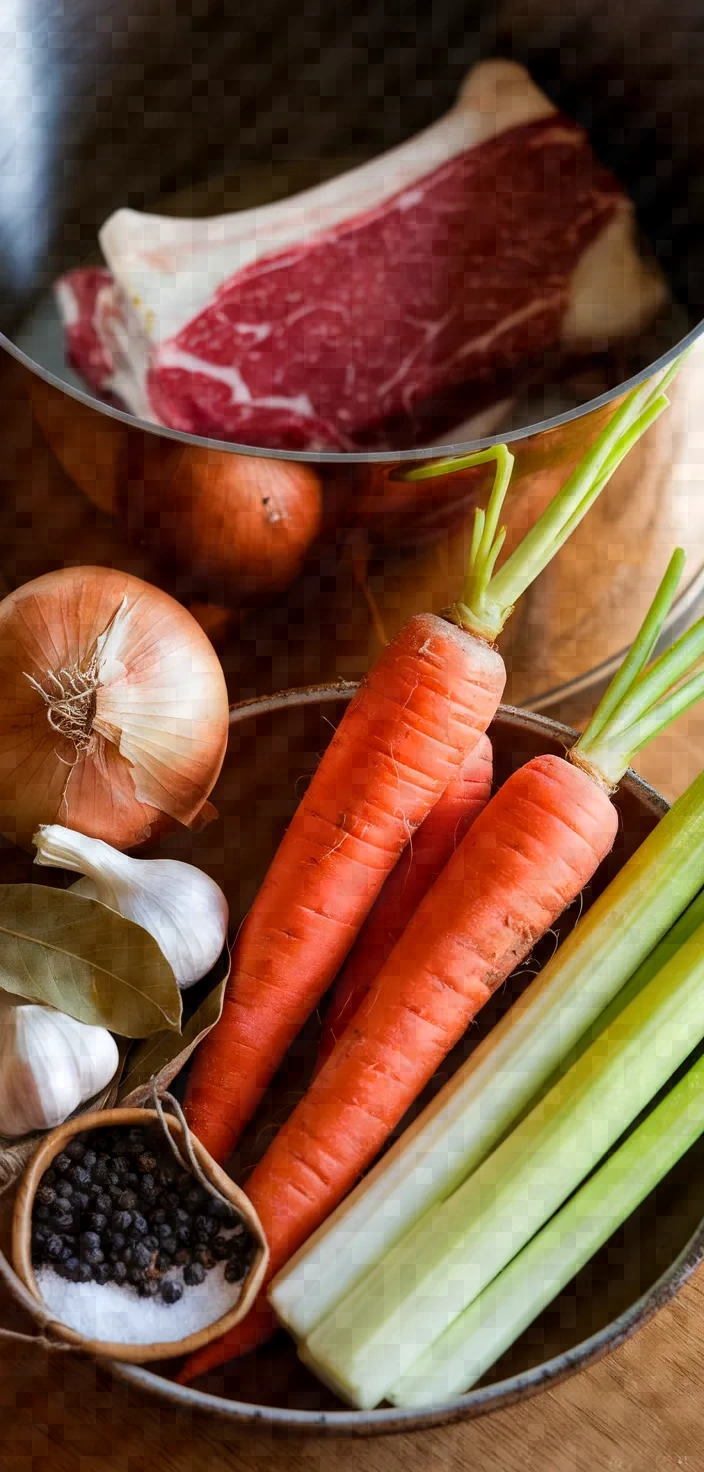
(119, 949, 230, 1104)
(0, 885, 181, 1036)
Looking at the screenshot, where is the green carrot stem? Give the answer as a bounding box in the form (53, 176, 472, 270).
(388, 1050, 704, 1407)
(441, 363, 679, 642)
(573, 563, 704, 785)
(578, 549, 686, 751)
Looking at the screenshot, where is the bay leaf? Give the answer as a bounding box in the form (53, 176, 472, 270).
(0, 885, 181, 1037)
(119, 951, 230, 1105)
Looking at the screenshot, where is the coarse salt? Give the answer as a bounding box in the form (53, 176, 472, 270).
(36, 1263, 245, 1346)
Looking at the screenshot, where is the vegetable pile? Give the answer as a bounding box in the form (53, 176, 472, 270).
(4, 353, 704, 1407)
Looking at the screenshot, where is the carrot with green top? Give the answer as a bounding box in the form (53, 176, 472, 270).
(184, 369, 676, 1169)
(177, 370, 687, 1384)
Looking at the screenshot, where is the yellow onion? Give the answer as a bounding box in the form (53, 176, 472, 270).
(0, 566, 230, 850)
(127, 439, 323, 604)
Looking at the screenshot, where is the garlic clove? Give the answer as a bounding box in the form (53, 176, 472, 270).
(0, 995, 119, 1138)
(34, 825, 229, 989)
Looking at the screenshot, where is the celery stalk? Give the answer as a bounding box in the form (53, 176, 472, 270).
(301, 922, 704, 1409)
(269, 772, 704, 1344)
(389, 1050, 704, 1407)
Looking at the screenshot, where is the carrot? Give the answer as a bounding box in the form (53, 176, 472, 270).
(314, 733, 493, 1074)
(178, 540, 704, 1384)
(183, 369, 675, 1167)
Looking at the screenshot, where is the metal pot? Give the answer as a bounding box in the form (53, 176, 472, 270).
(1, 0, 704, 713)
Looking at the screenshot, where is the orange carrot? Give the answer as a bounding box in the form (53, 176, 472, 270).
(184, 611, 505, 1163)
(184, 377, 674, 1168)
(314, 733, 493, 1075)
(178, 751, 618, 1383)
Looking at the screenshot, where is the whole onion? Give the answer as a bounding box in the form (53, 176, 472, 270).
(0, 566, 230, 850)
(127, 439, 323, 603)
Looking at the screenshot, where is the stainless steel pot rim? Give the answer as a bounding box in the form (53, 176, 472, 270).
(4, 317, 703, 467)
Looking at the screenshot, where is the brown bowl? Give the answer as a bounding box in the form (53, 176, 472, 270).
(0, 687, 699, 1436)
(11, 1107, 269, 1364)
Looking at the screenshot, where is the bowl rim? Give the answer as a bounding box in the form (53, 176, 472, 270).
(0, 687, 681, 1433)
(3, 315, 702, 467)
(111, 685, 679, 1434)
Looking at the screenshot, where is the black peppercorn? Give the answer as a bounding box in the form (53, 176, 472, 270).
(152, 1208, 167, 1226)
(225, 1256, 246, 1284)
(157, 1221, 174, 1242)
(160, 1279, 183, 1305)
(137, 1153, 157, 1174)
(93, 1192, 112, 1215)
(43, 1168, 57, 1186)
(69, 1165, 91, 1188)
(122, 1246, 135, 1266)
(65, 1139, 86, 1161)
(173, 1248, 191, 1267)
(182, 1186, 206, 1212)
(82, 1245, 104, 1268)
(34, 1204, 51, 1223)
(183, 1261, 206, 1287)
(56, 1180, 73, 1199)
(128, 1266, 146, 1287)
(36, 1185, 56, 1208)
(130, 1242, 151, 1270)
(193, 1215, 215, 1243)
(109, 1231, 126, 1252)
(130, 1213, 148, 1237)
(45, 1234, 65, 1260)
(112, 1262, 128, 1285)
(92, 1262, 112, 1286)
(53, 1153, 71, 1174)
(52, 1211, 75, 1232)
(117, 1190, 138, 1211)
(156, 1251, 172, 1273)
(142, 1234, 159, 1253)
(160, 1236, 178, 1258)
(112, 1156, 129, 1175)
(210, 1235, 232, 1262)
(113, 1210, 133, 1232)
(194, 1246, 215, 1271)
(82, 1150, 97, 1171)
(208, 1198, 236, 1222)
(175, 1225, 192, 1247)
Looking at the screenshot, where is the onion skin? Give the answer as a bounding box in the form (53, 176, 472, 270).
(127, 439, 323, 603)
(0, 566, 230, 851)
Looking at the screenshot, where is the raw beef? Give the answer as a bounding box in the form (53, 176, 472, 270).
(56, 60, 667, 451)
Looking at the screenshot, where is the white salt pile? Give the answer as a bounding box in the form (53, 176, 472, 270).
(37, 1262, 243, 1346)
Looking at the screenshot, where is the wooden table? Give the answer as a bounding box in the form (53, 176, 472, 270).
(3, 359, 704, 1469)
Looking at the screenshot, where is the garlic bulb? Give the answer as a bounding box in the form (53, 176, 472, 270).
(0, 994, 118, 1138)
(33, 824, 229, 989)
